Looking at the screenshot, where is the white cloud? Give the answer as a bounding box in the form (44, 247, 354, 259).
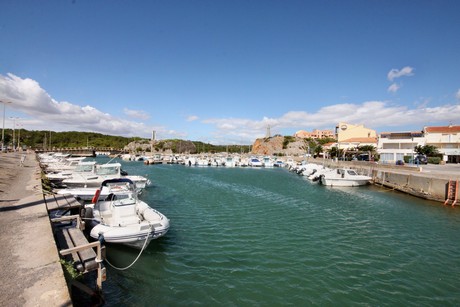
(0, 73, 157, 137)
(2, 73, 459, 145)
(202, 100, 460, 144)
(187, 115, 199, 122)
(123, 108, 150, 120)
(387, 66, 414, 81)
(387, 83, 401, 93)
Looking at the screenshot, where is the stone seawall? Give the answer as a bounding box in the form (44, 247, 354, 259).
(305, 158, 458, 203)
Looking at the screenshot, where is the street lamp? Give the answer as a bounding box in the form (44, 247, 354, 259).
(10, 117, 19, 151)
(0, 100, 12, 152)
(16, 122, 22, 151)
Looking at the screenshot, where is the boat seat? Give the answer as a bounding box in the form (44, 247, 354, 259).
(111, 202, 139, 226)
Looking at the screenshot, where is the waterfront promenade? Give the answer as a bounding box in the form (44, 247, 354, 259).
(0, 152, 70, 306)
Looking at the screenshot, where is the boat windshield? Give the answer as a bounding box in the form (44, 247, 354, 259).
(347, 170, 358, 175)
(75, 164, 94, 172)
(97, 166, 119, 175)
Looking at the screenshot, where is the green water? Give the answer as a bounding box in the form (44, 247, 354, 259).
(102, 160, 460, 306)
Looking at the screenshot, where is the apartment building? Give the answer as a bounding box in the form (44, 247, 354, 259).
(424, 125, 460, 163)
(377, 131, 425, 163)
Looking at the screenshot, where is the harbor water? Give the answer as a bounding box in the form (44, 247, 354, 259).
(101, 158, 460, 306)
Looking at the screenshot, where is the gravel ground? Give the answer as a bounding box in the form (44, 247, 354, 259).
(0, 152, 70, 307)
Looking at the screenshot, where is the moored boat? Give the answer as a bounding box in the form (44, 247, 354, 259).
(320, 168, 372, 187)
(84, 178, 169, 249)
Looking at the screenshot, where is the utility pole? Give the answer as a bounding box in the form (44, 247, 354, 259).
(0, 100, 12, 152)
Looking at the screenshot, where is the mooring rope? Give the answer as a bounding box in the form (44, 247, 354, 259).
(103, 225, 153, 271)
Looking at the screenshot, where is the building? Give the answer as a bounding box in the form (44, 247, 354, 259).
(376, 125, 460, 164)
(424, 125, 460, 163)
(294, 129, 334, 139)
(377, 131, 425, 164)
(335, 122, 377, 150)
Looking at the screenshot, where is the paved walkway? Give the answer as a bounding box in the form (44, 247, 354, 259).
(0, 152, 70, 306)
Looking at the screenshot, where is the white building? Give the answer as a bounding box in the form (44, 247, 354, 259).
(377, 131, 425, 164)
(424, 125, 460, 163)
(377, 125, 460, 164)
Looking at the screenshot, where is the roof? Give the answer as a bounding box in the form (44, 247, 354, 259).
(339, 137, 377, 144)
(424, 125, 460, 133)
(322, 142, 336, 148)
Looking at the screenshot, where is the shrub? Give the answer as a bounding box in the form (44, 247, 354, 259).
(428, 157, 441, 164)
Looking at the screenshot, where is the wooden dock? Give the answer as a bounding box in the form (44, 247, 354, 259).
(44, 193, 106, 303)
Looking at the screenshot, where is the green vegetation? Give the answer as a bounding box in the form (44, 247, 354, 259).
(282, 136, 296, 149)
(428, 157, 441, 164)
(3, 128, 252, 153)
(192, 141, 251, 154)
(3, 129, 141, 149)
(414, 145, 439, 157)
(59, 259, 83, 280)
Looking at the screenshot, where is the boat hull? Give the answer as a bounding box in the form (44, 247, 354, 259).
(89, 222, 169, 249)
(320, 176, 370, 187)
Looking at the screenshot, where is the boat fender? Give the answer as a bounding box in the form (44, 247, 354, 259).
(98, 233, 105, 244)
(85, 207, 93, 220)
(79, 207, 86, 219)
(92, 189, 101, 204)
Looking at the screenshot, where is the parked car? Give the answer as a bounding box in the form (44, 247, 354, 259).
(414, 155, 428, 165)
(396, 160, 405, 165)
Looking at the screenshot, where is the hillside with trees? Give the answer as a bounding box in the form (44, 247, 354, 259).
(2, 129, 144, 150)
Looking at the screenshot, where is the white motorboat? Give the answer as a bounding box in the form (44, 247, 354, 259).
(84, 178, 170, 249)
(224, 156, 238, 167)
(196, 157, 210, 167)
(307, 165, 331, 182)
(62, 163, 149, 189)
(45, 157, 87, 173)
(185, 156, 197, 166)
(320, 168, 372, 187)
(262, 156, 274, 168)
(249, 157, 263, 167)
(47, 161, 97, 186)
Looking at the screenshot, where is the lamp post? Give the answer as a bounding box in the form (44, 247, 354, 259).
(17, 122, 22, 151)
(10, 117, 19, 151)
(1, 100, 12, 152)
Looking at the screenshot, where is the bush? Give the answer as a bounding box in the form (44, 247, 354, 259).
(403, 156, 411, 163)
(282, 136, 295, 149)
(428, 157, 441, 164)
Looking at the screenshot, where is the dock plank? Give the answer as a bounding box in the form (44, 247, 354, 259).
(45, 194, 81, 212)
(68, 228, 98, 271)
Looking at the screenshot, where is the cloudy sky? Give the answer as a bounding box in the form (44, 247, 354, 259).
(1, 1, 459, 144)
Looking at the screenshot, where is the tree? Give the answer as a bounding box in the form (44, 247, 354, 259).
(314, 144, 323, 157)
(414, 145, 439, 156)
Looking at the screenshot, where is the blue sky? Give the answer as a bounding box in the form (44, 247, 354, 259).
(1, 0, 460, 144)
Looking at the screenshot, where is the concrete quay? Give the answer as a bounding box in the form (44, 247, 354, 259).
(311, 158, 460, 203)
(0, 152, 70, 307)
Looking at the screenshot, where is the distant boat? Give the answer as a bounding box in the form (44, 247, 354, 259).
(62, 163, 150, 189)
(84, 178, 169, 249)
(46, 161, 97, 187)
(320, 168, 372, 187)
(262, 156, 274, 168)
(249, 158, 263, 167)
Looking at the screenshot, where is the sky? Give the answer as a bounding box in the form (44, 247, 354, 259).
(1, 0, 460, 145)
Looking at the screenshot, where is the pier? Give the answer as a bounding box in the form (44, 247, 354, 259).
(0, 152, 105, 306)
(306, 158, 460, 203)
(0, 152, 70, 306)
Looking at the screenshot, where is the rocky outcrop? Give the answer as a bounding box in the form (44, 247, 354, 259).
(124, 140, 196, 154)
(251, 136, 307, 156)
